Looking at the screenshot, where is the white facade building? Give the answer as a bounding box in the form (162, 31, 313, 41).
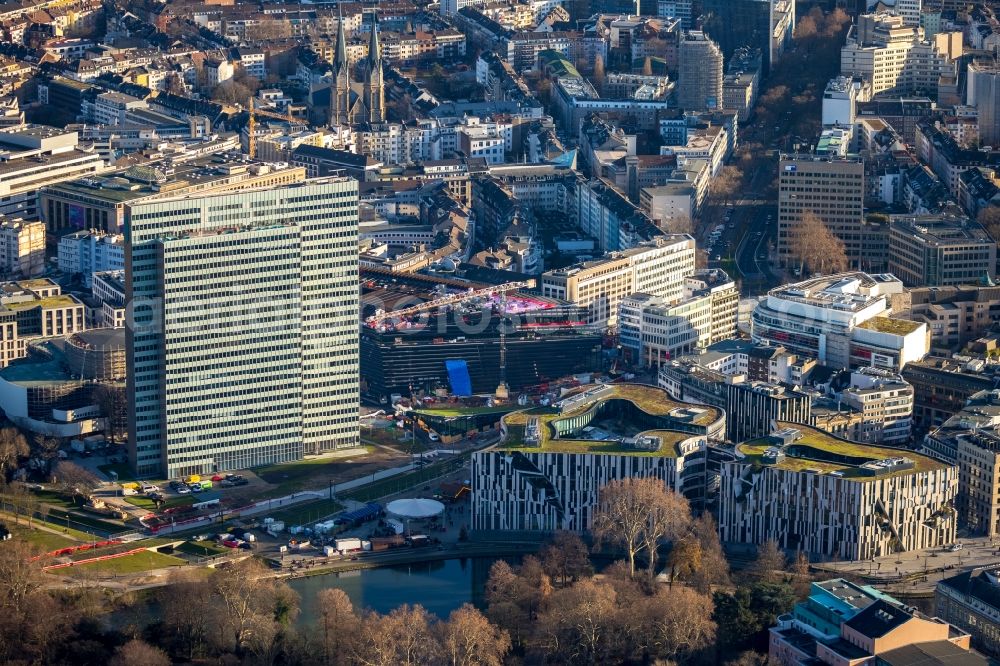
(58, 230, 125, 286)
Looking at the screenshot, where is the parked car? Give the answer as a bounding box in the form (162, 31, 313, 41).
(176, 485, 191, 495)
(190, 482, 203, 493)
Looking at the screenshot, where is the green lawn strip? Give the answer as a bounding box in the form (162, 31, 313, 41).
(32, 490, 79, 509)
(7, 523, 78, 551)
(341, 456, 467, 503)
(262, 498, 344, 526)
(175, 540, 229, 557)
(67, 541, 139, 562)
(45, 508, 129, 535)
(64, 550, 186, 575)
(125, 495, 194, 511)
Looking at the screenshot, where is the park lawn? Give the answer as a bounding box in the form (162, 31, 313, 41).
(66, 550, 186, 575)
(254, 452, 372, 492)
(264, 498, 344, 526)
(125, 495, 194, 511)
(8, 523, 79, 551)
(33, 490, 80, 509)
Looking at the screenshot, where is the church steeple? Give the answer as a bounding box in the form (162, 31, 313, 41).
(330, 6, 351, 125)
(363, 10, 385, 124)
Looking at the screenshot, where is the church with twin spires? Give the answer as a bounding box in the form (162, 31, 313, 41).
(329, 10, 385, 126)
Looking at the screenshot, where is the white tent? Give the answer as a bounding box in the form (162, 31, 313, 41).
(386, 498, 445, 519)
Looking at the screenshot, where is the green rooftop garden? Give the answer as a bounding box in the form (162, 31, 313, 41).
(738, 422, 948, 480)
(4, 295, 79, 311)
(413, 405, 515, 418)
(856, 316, 922, 335)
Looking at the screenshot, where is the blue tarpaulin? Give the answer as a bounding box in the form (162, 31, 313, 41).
(445, 359, 473, 396)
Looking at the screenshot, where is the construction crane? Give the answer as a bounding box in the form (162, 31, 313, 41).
(246, 97, 297, 160)
(365, 280, 536, 326)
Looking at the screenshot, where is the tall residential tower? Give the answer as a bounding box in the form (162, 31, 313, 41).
(125, 178, 360, 478)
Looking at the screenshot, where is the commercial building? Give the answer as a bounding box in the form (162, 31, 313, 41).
(57, 230, 125, 287)
(777, 154, 866, 269)
(720, 423, 957, 560)
(771, 579, 980, 666)
(41, 158, 306, 235)
(906, 284, 1000, 351)
(91, 270, 125, 329)
(0, 219, 44, 279)
(701, 0, 793, 74)
(965, 59, 1000, 147)
(937, 566, 1000, 658)
(840, 367, 914, 445)
(0, 125, 105, 221)
(840, 13, 961, 97)
(471, 383, 726, 532)
(0, 329, 125, 438)
(540, 235, 696, 327)
(618, 268, 738, 366)
(677, 32, 723, 112)
(887, 215, 996, 287)
(751, 273, 928, 371)
(903, 356, 998, 434)
(125, 178, 359, 478)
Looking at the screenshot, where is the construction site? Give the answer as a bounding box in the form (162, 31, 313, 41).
(360, 269, 604, 404)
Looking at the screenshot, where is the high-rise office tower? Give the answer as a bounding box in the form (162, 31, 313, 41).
(126, 178, 360, 478)
(701, 0, 795, 74)
(678, 31, 724, 111)
(969, 60, 1000, 148)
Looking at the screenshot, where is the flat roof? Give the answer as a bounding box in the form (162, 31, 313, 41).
(856, 316, 922, 335)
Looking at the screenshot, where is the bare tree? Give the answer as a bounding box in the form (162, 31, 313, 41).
(748, 539, 787, 585)
(536, 578, 624, 666)
(484, 558, 551, 647)
(666, 536, 701, 586)
(354, 604, 442, 666)
(689, 512, 730, 591)
(540, 531, 592, 585)
(710, 165, 743, 206)
(93, 384, 126, 446)
(49, 461, 100, 500)
(666, 212, 693, 235)
(315, 589, 358, 666)
(635, 586, 716, 662)
(0, 426, 28, 480)
(437, 603, 511, 666)
(160, 571, 218, 660)
(109, 639, 171, 666)
(789, 212, 848, 275)
(792, 551, 813, 597)
(211, 558, 299, 657)
(642, 56, 653, 76)
(591, 477, 691, 578)
(592, 53, 606, 93)
(979, 206, 1000, 242)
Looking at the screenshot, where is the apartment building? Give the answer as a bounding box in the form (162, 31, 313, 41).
(720, 424, 957, 560)
(906, 284, 1000, 351)
(937, 566, 1000, 658)
(887, 215, 996, 287)
(751, 273, 928, 371)
(0, 219, 44, 279)
(771, 579, 980, 666)
(57, 230, 124, 287)
(540, 235, 696, 327)
(91, 270, 125, 329)
(618, 269, 738, 366)
(777, 154, 866, 268)
(840, 367, 914, 445)
(125, 179, 359, 478)
(903, 356, 998, 434)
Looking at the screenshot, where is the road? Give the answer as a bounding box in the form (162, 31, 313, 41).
(705, 196, 779, 296)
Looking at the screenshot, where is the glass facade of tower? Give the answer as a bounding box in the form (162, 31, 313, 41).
(125, 179, 360, 478)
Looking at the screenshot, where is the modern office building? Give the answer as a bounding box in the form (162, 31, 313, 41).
(720, 423, 957, 560)
(906, 284, 1000, 351)
(937, 566, 1000, 658)
(777, 154, 866, 269)
(840, 13, 961, 97)
(471, 383, 726, 532)
(41, 158, 306, 235)
(887, 215, 996, 287)
(677, 32, 723, 112)
(969, 59, 1000, 148)
(751, 273, 928, 371)
(0, 219, 44, 279)
(771, 579, 980, 666)
(125, 178, 360, 478)
(540, 235, 696, 327)
(701, 0, 793, 74)
(618, 268, 738, 367)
